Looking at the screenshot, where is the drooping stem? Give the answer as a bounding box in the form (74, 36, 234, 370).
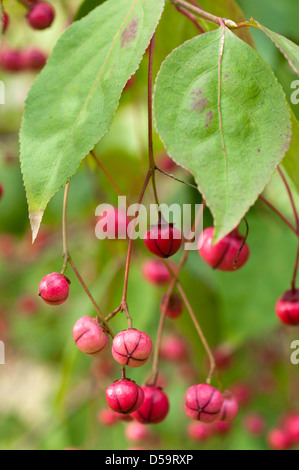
(259, 195, 297, 236)
(175, 5, 205, 33)
(277, 167, 299, 233)
(148, 35, 159, 207)
(291, 240, 299, 293)
(60, 183, 114, 337)
(90, 150, 124, 199)
(171, 0, 237, 27)
(156, 166, 199, 191)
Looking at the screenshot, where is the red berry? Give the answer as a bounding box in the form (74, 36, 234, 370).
(230, 382, 252, 406)
(244, 413, 266, 436)
(125, 422, 153, 443)
(157, 152, 178, 173)
(142, 259, 172, 285)
(144, 222, 182, 258)
(160, 335, 188, 362)
(131, 386, 169, 424)
(27, 2, 55, 30)
(105, 379, 144, 414)
(112, 329, 152, 368)
(96, 207, 130, 240)
(0, 48, 24, 72)
(267, 428, 292, 450)
(39, 272, 70, 305)
(0, 184, 3, 200)
(2, 11, 9, 33)
(185, 384, 224, 423)
(198, 227, 249, 271)
(23, 48, 47, 70)
(187, 421, 212, 442)
(98, 408, 118, 427)
(73, 316, 110, 356)
(275, 289, 299, 326)
(160, 293, 183, 319)
(284, 413, 299, 443)
(212, 421, 231, 435)
(218, 391, 239, 422)
(212, 344, 234, 370)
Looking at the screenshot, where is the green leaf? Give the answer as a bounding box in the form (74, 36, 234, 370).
(283, 112, 299, 192)
(251, 19, 299, 77)
(154, 27, 291, 242)
(74, 0, 107, 21)
(20, 0, 165, 241)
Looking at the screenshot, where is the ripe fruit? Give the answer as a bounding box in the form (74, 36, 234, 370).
(275, 289, 299, 326)
(2, 11, 9, 33)
(27, 2, 55, 30)
(187, 422, 212, 442)
(244, 413, 266, 436)
(73, 316, 110, 356)
(105, 379, 144, 414)
(218, 391, 239, 422)
(0, 184, 3, 200)
(144, 222, 182, 258)
(284, 413, 299, 443)
(267, 428, 292, 450)
(198, 227, 250, 271)
(125, 422, 153, 443)
(212, 421, 231, 435)
(142, 259, 172, 285)
(160, 335, 188, 362)
(160, 293, 183, 319)
(98, 408, 118, 427)
(112, 329, 152, 368)
(131, 386, 169, 424)
(23, 49, 47, 70)
(96, 207, 130, 240)
(0, 48, 24, 72)
(39, 272, 70, 305)
(185, 384, 224, 423)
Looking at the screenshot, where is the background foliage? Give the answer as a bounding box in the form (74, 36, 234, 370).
(0, 0, 299, 450)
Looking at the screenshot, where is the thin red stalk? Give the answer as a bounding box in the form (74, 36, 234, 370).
(292, 240, 299, 292)
(175, 5, 205, 33)
(277, 167, 299, 232)
(90, 150, 124, 199)
(259, 196, 297, 236)
(148, 35, 159, 206)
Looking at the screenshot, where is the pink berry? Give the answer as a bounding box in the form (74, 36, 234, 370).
(39, 272, 70, 305)
(98, 408, 118, 427)
(198, 227, 250, 271)
(27, 2, 55, 30)
(212, 421, 231, 435)
(125, 422, 153, 443)
(131, 386, 169, 424)
(96, 207, 130, 240)
(23, 48, 47, 70)
(0, 48, 24, 72)
(212, 345, 234, 370)
(275, 289, 299, 326)
(142, 259, 172, 285)
(157, 152, 178, 173)
(160, 335, 188, 362)
(218, 391, 239, 422)
(284, 413, 299, 443)
(105, 379, 144, 414)
(0, 184, 3, 200)
(230, 382, 252, 406)
(144, 222, 182, 258)
(244, 413, 266, 436)
(73, 316, 110, 356)
(2, 11, 9, 33)
(160, 293, 183, 319)
(185, 384, 224, 423)
(112, 329, 152, 368)
(187, 421, 212, 442)
(267, 428, 292, 450)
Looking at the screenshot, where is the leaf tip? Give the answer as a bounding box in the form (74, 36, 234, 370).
(29, 211, 44, 244)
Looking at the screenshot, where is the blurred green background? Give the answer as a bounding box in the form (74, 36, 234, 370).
(0, 0, 299, 450)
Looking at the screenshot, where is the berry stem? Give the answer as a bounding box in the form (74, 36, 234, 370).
(156, 166, 199, 191)
(170, 0, 236, 27)
(291, 240, 299, 293)
(277, 167, 299, 233)
(147, 34, 160, 207)
(175, 5, 205, 33)
(60, 183, 114, 337)
(259, 195, 297, 236)
(90, 150, 124, 199)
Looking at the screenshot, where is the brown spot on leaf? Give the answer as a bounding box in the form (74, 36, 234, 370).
(190, 89, 209, 112)
(205, 110, 214, 128)
(257, 148, 261, 152)
(122, 18, 139, 48)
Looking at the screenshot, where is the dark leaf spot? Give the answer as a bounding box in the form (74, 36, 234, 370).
(190, 89, 209, 112)
(122, 18, 139, 48)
